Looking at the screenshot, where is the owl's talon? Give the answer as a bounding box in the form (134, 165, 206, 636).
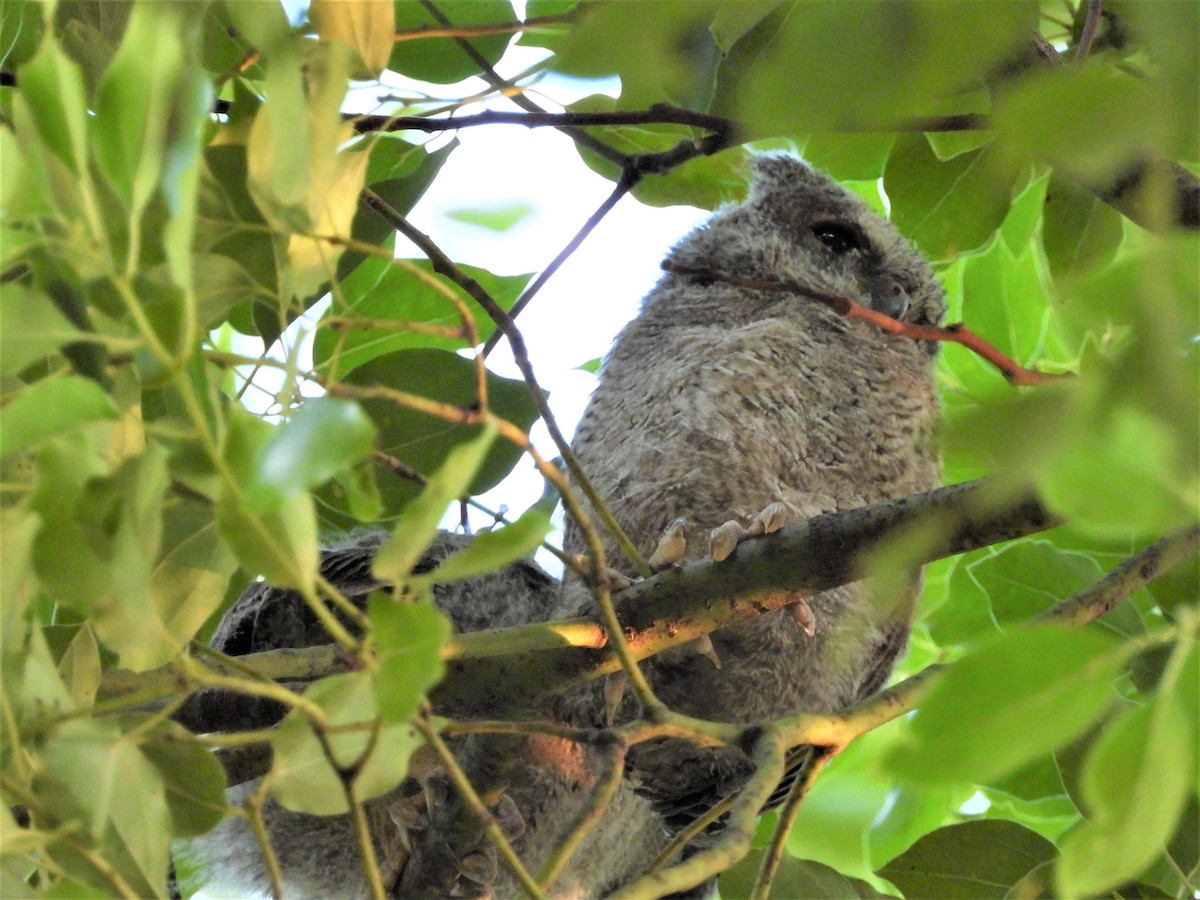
(689, 634, 722, 669)
(603, 671, 629, 725)
(791, 599, 817, 637)
(648, 517, 688, 570)
(710, 502, 788, 562)
(709, 520, 747, 562)
(752, 502, 787, 536)
(494, 793, 526, 839)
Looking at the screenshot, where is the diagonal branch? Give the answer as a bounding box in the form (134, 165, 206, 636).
(662, 262, 1071, 386)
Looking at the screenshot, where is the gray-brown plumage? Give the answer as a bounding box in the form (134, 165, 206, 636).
(189, 155, 943, 898)
(539, 154, 944, 883)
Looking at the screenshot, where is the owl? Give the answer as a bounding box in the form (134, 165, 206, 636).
(191, 155, 944, 898)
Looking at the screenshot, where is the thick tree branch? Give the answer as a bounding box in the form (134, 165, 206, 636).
(103, 479, 1057, 725)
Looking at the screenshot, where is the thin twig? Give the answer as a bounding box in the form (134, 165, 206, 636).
(1074, 0, 1104, 61)
(392, 14, 573, 43)
(1039, 525, 1200, 625)
(750, 747, 832, 900)
(662, 262, 1071, 386)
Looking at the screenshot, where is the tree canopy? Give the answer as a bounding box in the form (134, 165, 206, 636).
(0, 1, 1197, 898)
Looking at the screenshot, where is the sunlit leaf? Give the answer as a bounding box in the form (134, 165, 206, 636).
(888, 626, 1124, 785)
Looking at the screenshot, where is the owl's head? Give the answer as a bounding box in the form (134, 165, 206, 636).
(663, 154, 945, 328)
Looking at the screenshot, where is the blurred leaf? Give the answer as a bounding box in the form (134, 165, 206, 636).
(91, 1, 210, 234)
(14, 21, 90, 176)
(370, 597, 451, 721)
(0, 0, 46, 71)
(717, 2, 1034, 134)
(1042, 175, 1124, 280)
(0, 376, 117, 459)
(1057, 640, 1198, 896)
(245, 397, 376, 511)
(389, 0, 514, 84)
(413, 510, 552, 585)
(885, 134, 1019, 261)
(0, 286, 80, 379)
(720, 850, 887, 899)
(138, 721, 228, 838)
(372, 423, 496, 584)
(309, 0, 393, 79)
(879, 820, 1055, 899)
(271, 671, 421, 815)
(37, 718, 171, 896)
(1109, 0, 1200, 159)
(329, 349, 539, 523)
(549, 2, 721, 110)
(444, 202, 535, 232)
(314, 260, 532, 375)
(888, 626, 1124, 786)
(149, 497, 238, 651)
(216, 410, 318, 590)
(993, 65, 1172, 186)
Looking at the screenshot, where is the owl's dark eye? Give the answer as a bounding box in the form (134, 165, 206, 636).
(811, 220, 866, 255)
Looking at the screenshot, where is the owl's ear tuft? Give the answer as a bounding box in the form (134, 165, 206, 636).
(748, 154, 815, 195)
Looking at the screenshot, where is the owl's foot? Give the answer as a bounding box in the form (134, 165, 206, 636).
(390, 770, 526, 896)
(648, 517, 689, 570)
(708, 502, 788, 562)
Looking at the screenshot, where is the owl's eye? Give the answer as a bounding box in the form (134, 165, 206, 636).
(811, 220, 865, 255)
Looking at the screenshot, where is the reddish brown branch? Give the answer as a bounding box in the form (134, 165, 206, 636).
(661, 263, 1070, 387)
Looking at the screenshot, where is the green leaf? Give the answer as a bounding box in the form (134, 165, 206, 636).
(719, 851, 887, 899)
(0, 0, 47, 71)
(37, 718, 171, 896)
(271, 671, 422, 815)
(389, 1, 515, 84)
(549, 2, 721, 110)
(801, 133, 896, 182)
(1041, 175, 1124, 280)
(993, 65, 1172, 186)
(413, 510, 552, 585)
(929, 540, 1142, 647)
(217, 410, 318, 589)
(245, 397, 376, 511)
(0, 284, 80, 377)
(91, 2, 210, 226)
(308, 0, 393, 79)
(326, 349, 539, 523)
(884, 134, 1019, 262)
(14, 21, 90, 176)
(314, 260, 533, 375)
(887, 626, 1124, 786)
(0, 376, 118, 460)
(717, 2, 1034, 134)
(879, 820, 1055, 899)
(149, 497, 238, 651)
(370, 597, 451, 722)
(1056, 640, 1198, 896)
(371, 423, 497, 584)
(444, 202, 535, 232)
(140, 722, 228, 838)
